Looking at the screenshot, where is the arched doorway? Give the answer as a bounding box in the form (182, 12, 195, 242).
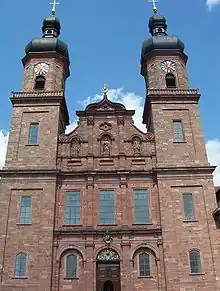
(96, 249, 120, 291)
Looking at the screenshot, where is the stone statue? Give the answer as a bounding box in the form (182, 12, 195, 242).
(133, 137, 141, 155)
(102, 136, 111, 156)
(71, 139, 80, 156)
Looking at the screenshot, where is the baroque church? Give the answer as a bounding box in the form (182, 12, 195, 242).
(0, 3, 220, 291)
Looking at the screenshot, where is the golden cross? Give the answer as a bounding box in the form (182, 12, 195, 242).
(49, 0, 60, 16)
(148, 0, 159, 14)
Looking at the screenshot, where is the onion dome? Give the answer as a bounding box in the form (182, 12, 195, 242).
(23, 17, 69, 64)
(141, 13, 184, 60)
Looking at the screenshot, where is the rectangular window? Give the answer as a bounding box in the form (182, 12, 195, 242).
(28, 123, 39, 145)
(173, 120, 184, 142)
(183, 193, 195, 220)
(133, 189, 150, 224)
(65, 191, 80, 225)
(99, 190, 115, 225)
(19, 196, 32, 224)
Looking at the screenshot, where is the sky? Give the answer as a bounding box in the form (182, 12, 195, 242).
(0, 0, 220, 184)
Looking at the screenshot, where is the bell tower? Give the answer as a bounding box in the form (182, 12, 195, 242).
(4, 12, 70, 169)
(141, 6, 208, 167)
(139, 4, 220, 290)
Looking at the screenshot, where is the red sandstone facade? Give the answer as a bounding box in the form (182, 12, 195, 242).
(0, 11, 220, 291)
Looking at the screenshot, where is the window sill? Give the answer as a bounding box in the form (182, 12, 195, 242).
(64, 277, 79, 280)
(137, 276, 153, 279)
(25, 144, 39, 146)
(173, 141, 187, 144)
(183, 220, 198, 223)
(62, 224, 82, 227)
(97, 224, 117, 226)
(12, 277, 28, 279)
(16, 223, 32, 226)
(189, 273, 205, 276)
(132, 223, 152, 226)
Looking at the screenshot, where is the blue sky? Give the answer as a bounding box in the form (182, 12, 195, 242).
(0, 0, 220, 183)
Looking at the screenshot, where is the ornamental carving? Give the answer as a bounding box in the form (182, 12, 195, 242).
(103, 231, 113, 246)
(97, 248, 119, 261)
(145, 132, 154, 141)
(132, 137, 141, 155)
(87, 118, 94, 126)
(99, 122, 112, 131)
(59, 134, 68, 142)
(117, 117, 124, 126)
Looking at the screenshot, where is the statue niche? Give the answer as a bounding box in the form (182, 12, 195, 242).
(132, 137, 141, 155)
(101, 135, 111, 156)
(70, 136, 81, 157)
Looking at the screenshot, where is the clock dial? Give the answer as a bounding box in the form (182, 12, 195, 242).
(161, 60, 176, 73)
(34, 63, 49, 75)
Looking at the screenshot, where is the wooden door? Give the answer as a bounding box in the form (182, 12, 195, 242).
(96, 263, 120, 291)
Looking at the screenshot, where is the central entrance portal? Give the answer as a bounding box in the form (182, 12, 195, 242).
(96, 249, 120, 291)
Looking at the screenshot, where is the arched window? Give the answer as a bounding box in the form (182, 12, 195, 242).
(66, 254, 77, 279)
(34, 76, 45, 90)
(166, 73, 176, 88)
(189, 250, 202, 274)
(139, 253, 150, 276)
(15, 252, 27, 277)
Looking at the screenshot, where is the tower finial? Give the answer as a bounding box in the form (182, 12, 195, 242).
(49, 0, 60, 16)
(103, 85, 109, 99)
(148, 0, 159, 14)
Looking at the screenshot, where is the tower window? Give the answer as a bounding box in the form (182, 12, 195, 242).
(173, 120, 184, 142)
(183, 193, 195, 220)
(166, 73, 176, 88)
(28, 123, 39, 145)
(139, 253, 150, 276)
(66, 254, 77, 279)
(19, 196, 32, 224)
(34, 76, 45, 90)
(189, 250, 202, 274)
(14, 253, 27, 278)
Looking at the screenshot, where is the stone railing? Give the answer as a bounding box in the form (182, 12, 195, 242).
(147, 88, 200, 96)
(11, 90, 64, 98)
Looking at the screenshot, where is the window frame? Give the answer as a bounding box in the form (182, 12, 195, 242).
(189, 249, 203, 275)
(165, 73, 176, 88)
(19, 196, 32, 225)
(99, 190, 115, 225)
(14, 252, 28, 278)
(64, 191, 81, 225)
(65, 254, 78, 279)
(138, 252, 151, 277)
(34, 75, 46, 90)
(28, 123, 39, 145)
(133, 189, 150, 225)
(172, 120, 185, 143)
(182, 193, 195, 221)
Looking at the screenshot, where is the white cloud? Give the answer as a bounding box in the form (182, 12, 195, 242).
(65, 120, 78, 134)
(206, 139, 220, 186)
(206, 0, 220, 10)
(0, 130, 9, 169)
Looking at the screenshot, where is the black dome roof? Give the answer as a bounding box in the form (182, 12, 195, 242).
(141, 13, 184, 60)
(24, 17, 69, 64)
(25, 38, 69, 63)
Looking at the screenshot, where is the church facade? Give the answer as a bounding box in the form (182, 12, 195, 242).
(0, 8, 220, 291)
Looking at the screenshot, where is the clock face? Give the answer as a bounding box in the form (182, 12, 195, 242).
(34, 63, 49, 75)
(161, 60, 176, 73)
